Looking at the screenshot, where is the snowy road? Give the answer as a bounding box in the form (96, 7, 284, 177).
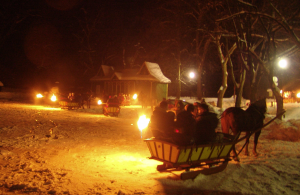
(0, 101, 299, 195)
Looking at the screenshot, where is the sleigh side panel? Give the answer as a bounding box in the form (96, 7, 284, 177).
(107, 106, 119, 113)
(144, 138, 234, 165)
(219, 144, 233, 157)
(146, 140, 180, 163)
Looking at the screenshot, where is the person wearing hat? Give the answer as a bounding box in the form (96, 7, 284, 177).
(194, 103, 219, 144)
(175, 104, 196, 145)
(150, 100, 175, 141)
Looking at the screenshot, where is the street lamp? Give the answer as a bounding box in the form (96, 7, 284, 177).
(189, 72, 195, 79)
(176, 70, 196, 98)
(278, 58, 288, 69)
(179, 70, 196, 84)
(277, 58, 288, 98)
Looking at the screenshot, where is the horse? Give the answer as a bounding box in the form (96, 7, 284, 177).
(221, 98, 267, 161)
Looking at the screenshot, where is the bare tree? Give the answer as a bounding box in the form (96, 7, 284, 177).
(73, 4, 121, 79)
(215, 0, 300, 115)
(73, 8, 104, 76)
(148, 0, 193, 99)
(214, 34, 237, 108)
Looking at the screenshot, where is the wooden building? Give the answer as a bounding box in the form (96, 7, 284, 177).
(90, 61, 171, 103)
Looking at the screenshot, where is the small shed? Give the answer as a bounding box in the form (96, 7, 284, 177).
(90, 61, 171, 103)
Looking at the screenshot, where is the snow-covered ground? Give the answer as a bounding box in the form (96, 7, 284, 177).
(0, 97, 299, 195)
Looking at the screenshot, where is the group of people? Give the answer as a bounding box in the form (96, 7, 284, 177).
(150, 100, 219, 145)
(106, 95, 121, 107)
(103, 93, 131, 106)
(67, 91, 93, 109)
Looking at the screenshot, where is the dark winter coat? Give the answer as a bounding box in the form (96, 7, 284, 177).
(150, 107, 175, 139)
(176, 110, 196, 136)
(194, 112, 219, 144)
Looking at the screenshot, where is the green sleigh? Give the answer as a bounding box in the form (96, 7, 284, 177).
(144, 111, 284, 180)
(144, 134, 236, 180)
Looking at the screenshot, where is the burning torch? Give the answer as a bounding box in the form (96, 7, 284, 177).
(51, 94, 57, 102)
(36, 93, 43, 98)
(133, 93, 138, 100)
(137, 115, 150, 139)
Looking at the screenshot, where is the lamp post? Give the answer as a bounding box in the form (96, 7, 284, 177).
(176, 70, 196, 98)
(278, 58, 288, 89)
(276, 58, 288, 120)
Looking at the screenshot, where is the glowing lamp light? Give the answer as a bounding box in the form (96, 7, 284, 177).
(278, 59, 287, 69)
(133, 94, 138, 100)
(98, 100, 102, 105)
(297, 93, 300, 98)
(137, 115, 150, 138)
(280, 90, 283, 94)
(51, 94, 57, 102)
(36, 93, 43, 98)
(189, 72, 195, 79)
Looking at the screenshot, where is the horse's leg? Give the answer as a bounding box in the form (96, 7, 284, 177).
(230, 129, 240, 161)
(222, 115, 240, 162)
(253, 130, 261, 157)
(244, 132, 250, 156)
(232, 144, 240, 162)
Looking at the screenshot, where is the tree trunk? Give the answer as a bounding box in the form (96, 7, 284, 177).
(275, 93, 284, 119)
(197, 65, 202, 100)
(250, 65, 261, 103)
(215, 36, 236, 108)
(250, 80, 258, 103)
(217, 71, 227, 108)
(249, 49, 285, 119)
(176, 61, 181, 99)
(217, 56, 228, 108)
(235, 69, 246, 107)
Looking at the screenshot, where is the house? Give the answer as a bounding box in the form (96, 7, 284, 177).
(90, 61, 171, 103)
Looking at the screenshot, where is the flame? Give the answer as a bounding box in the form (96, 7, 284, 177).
(133, 94, 137, 100)
(283, 91, 290, 98)
(137, 115, 150, 132)
(98, 100, 102, 105)
(51, 94, 57, 102)
(36, 93, 43, 98)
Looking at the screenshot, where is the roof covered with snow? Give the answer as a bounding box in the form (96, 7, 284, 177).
(90, 61, 171, 83)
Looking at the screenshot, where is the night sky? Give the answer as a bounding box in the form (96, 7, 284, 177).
(0, 0, 153, 92)
(1, 0, 299, 97)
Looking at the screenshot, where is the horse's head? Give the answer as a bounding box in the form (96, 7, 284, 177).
(248, 98, 267, 117)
